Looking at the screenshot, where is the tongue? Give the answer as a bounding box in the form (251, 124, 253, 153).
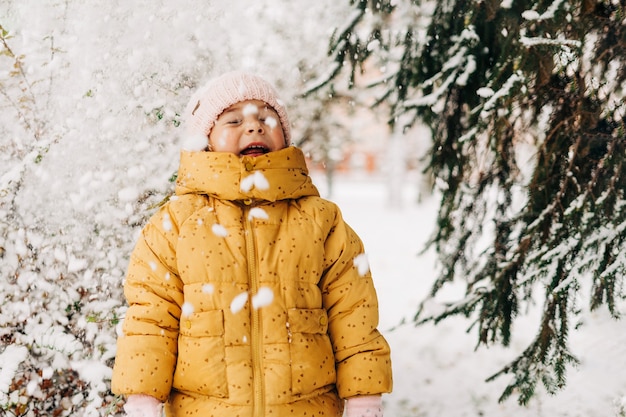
(241, 148, 267, 156)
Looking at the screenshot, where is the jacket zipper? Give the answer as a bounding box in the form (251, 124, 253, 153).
(244, 206, 264, 417)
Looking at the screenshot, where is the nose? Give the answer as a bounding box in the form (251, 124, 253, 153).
(246, 118, 264, 134)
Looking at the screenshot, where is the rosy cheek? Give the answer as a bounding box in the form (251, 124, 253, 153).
(218, 131, 229, 148)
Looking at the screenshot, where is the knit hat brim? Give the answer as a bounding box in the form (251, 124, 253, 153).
(183, 71, 291, 148)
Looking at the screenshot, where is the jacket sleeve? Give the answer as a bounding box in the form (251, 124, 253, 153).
(111, 202, 185, 401)
(319, 206, 393, 399)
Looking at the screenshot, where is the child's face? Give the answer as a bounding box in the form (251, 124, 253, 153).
(208, 100, 286, 157)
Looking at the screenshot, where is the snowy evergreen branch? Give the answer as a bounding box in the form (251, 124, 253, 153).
(326, 0, 626, 405)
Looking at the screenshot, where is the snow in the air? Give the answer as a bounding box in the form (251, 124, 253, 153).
(264, 116, 278, 130)
(211, 223, 229, 237)
(251, 287, 274, 310)
(241, 171, 270, 192)
(242, 103, 259, 116)
(353, 253, 370, 276)
(202, 284, 215, 294)
(162, 214, 173, 232)
(240, 171, 270, 192)
(181, 302, 195, 317)
(248, 207, 269, 220)
(230, 292, 250, 314)
(1, 1, 625, 417)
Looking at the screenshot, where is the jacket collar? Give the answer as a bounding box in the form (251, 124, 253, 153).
(175, 146, 320, 202)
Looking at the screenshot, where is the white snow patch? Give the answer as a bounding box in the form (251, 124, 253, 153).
(181, 301, 194, 317)
(42, 367, 54, 379)
(26, 379, 38, 396)
(71, 359, 112, 399)
(0, 345, 29, 403)
(520, 36, 581, 48)
(353, 253, 370, 276)
(162, 213, 173, 232)
(117, 187, 138, 202)
(481, 72, 525, 116)
(477, 87, 494, 98)
(241, 171, 270, 192)
(35, 327, 82, 356)
(67, 256, 88, 273)
(212, 223, 229, 237)
(522, 0, 565, 21)
(252, 287, 274, 309)
(456, 54, 476, 86)
(202, 283, 214, 294)
(230, 292, 249, 314)
(243, 103, 259, 116)
(248, 207, 269, 220)
(264, 116, 278, 129)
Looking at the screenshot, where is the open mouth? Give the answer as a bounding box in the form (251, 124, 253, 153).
(240, 144, 270, 157)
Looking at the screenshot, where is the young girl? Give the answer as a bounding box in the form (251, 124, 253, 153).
(111, 71, 392, 417)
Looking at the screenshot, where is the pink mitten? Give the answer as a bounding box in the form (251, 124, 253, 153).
(123, 394, 163, 417)
(345, 395, 383, 417)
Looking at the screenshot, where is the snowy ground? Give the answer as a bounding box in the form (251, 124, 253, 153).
(318, 172, 626, 417)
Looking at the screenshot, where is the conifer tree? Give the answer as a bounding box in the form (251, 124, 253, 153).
(314, 0, 626, 404)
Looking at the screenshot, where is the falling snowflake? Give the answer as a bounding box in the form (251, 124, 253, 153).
(202, 284, 214, 294)
(230, 292, 249, 313)
(149, 261, 157, 271)
(240, 175, 254, 192)
(353, 253, 370, 276)
(181, 301, 194, 317)
(165, 272, 171, 281)
(264, 116, 278, 129)
(252, 287, 274, 309)
(241, 171, 269, 192)
(162, 213, 172, 232)
(212, 223, 228, 237)
(243, 103, 259, 116)
(248, 207, 269, 220)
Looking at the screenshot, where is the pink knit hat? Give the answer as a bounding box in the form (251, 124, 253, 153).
(183, 71, 291, 145)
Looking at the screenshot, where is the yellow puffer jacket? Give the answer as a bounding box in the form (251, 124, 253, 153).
(111, 146, 392, 417)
